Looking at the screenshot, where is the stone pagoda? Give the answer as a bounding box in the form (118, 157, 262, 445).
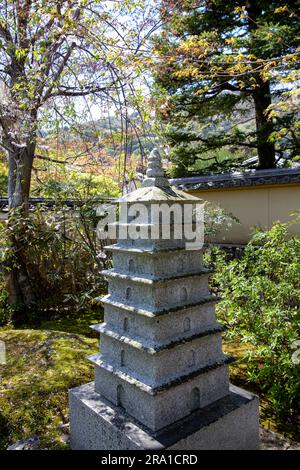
(69, 149, 259, 450)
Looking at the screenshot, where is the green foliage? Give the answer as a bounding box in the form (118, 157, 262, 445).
(207, 223, 300, 416)
(0, 327, 98, 449)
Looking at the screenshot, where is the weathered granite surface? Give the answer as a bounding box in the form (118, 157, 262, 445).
(69, 148, 260, 449)
(259, 428, 300, 450)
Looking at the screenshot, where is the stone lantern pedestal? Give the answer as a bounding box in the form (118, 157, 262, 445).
(69, 149, 259, 450)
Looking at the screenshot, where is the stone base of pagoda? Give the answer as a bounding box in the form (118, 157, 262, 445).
(69, 382, 259, 450)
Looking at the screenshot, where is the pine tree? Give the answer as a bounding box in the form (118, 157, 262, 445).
(154, 1, 300, 175)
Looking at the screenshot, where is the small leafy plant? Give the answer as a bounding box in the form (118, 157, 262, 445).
(0, 198, 112, 325)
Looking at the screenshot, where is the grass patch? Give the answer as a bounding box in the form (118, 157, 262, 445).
(0, 317, 99, 449)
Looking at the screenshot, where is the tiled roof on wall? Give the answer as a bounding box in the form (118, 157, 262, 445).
(170, 167, 300, 191)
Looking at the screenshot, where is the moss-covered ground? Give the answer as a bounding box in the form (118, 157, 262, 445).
(0, 311, 299, 449)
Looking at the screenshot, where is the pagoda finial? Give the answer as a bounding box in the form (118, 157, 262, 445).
(142, 148, 169, 188)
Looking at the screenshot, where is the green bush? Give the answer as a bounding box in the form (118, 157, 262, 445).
(0, 285, 12, 325)
(208, 223, 300, 417)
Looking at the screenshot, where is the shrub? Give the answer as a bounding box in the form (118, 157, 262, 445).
(207, 223, 300, 417)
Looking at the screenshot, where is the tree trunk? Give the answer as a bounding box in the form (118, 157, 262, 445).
(5, 135, 37, 323)
(253, 78, 276, 169)
(246, 0, 276, 169)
